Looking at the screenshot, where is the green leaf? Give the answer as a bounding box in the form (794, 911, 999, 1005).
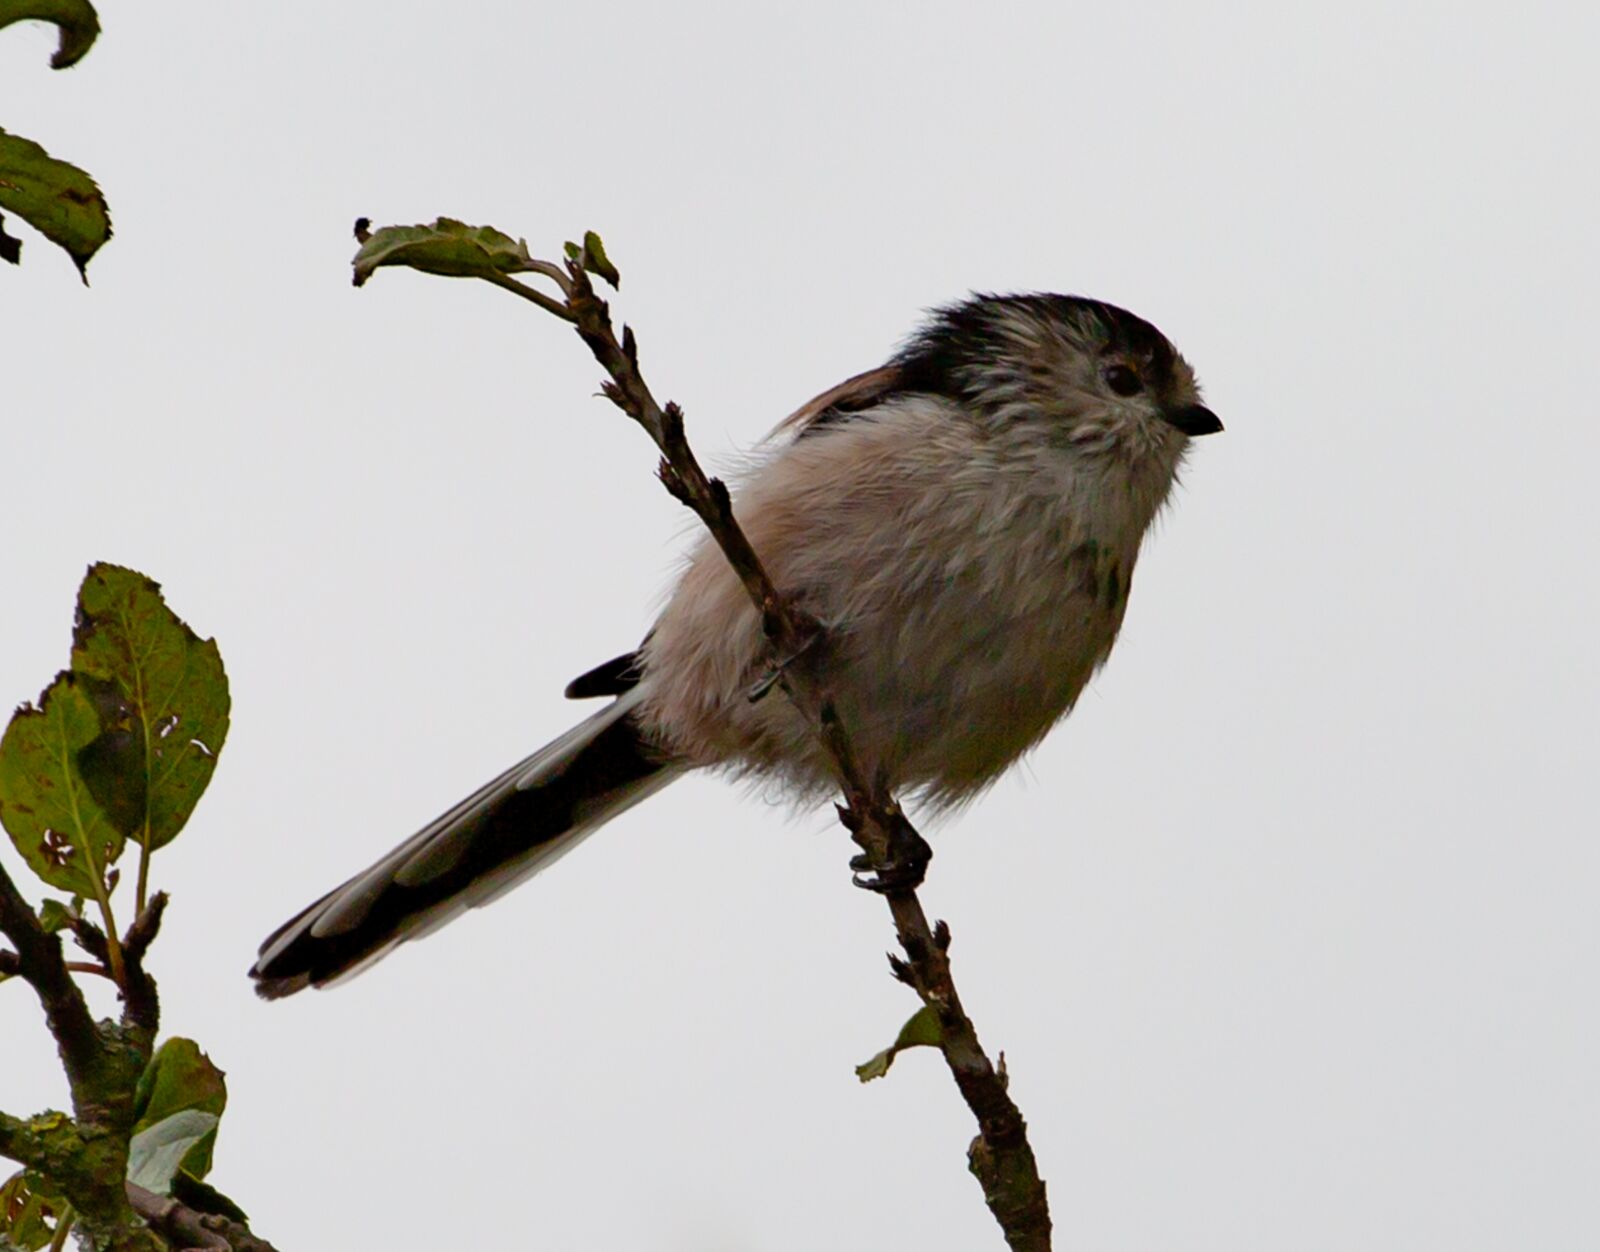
(580, 230, 619, 288)
(70, 563, 230, 852)
(855, 1005, 943, 1083)
(126, 1110, 219, 1194)
(35, 897, 77, 933)
(170, 1174, 249, 1225)
(0, 0, 100, 68)
(0, 212, 20, 265)
(352, 217, 539, 287)
(133, 1038, 227, 1182)
(0, 671, 123, 895)
(0, 1170, 63, 1251)
(0, 127, 111, 279)
(70, 672, 147, 836)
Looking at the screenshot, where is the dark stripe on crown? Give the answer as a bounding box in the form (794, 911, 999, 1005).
(797, 294, 1176, 438)
(895, 294, 1177, 403)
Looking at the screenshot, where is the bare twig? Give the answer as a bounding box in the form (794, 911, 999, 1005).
(119, 892, 168, 1038)
(68, 913, 110, 963)
(498, 248, 1052, 1249)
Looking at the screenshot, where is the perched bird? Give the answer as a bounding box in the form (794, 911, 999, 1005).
(251, 293, 1221, 998)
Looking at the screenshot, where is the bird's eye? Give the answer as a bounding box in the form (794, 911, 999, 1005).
(1105, 364, 1143, 397)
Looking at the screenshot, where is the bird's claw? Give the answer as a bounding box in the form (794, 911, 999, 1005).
(849, 824, 933, 894)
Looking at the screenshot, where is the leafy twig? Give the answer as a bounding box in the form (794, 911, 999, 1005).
(2, 566, 253, 1251)
(0, 859, 160, 1249)
(356, 223, 1052, 1249)
(557, 257, 1052, 1251)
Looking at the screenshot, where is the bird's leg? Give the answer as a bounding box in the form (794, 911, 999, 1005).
(746, 601, 826, 703)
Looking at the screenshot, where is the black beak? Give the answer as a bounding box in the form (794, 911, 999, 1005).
(1161, 403, 1224, 437)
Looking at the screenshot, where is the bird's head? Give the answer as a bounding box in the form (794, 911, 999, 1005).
(895, 293, 1222, 459)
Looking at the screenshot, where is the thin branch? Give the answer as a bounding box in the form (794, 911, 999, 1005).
(0, 860, 103, 1090)
(560, 273, 810, 659)
(0, 1107, 50, 1170)
(534, 254, 1052, 1250)
(120, 892, 167, 1038)
(67, 913, 110, 963)
(60, 895, 163, 1035)
(125, 1182, 281, 1252)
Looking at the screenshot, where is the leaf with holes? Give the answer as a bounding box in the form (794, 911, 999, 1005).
(70, 564, 229, 852)
(352, 217, 538, 287)
(0, 672, 123, 895)
(0, 1170, 64, 1251)
(132, 1038, 227, 1182)
(0, 128, 110, 279)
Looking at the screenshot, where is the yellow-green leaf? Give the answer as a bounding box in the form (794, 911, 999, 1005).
(0, 1170, 64, 1251)
(855, 1005, 943, 1082)
(0, 0, 100, 69)
(0, 127, 111, 279)
(133, 1038, 227, 1182)
(580, 229, 619, 288)
(35, 897, 77, 933)
(352, 217, 538, 287)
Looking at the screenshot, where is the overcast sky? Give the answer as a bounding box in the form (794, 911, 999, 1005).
(3, 4, 1597, 1249)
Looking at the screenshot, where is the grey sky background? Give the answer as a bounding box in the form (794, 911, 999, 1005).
(3, 4, 1597, 1249)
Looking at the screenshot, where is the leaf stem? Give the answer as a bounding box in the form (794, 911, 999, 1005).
(134, 838, 150, 917)
(116, 595, 155, 916)
(50, 714, 126, 987)
(82, 864, 124, 987)
(48, 1202, 75, 1252)
(483, 269, 577, 320)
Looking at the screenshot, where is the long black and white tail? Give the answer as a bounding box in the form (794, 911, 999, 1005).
(250, 688, 679, 998)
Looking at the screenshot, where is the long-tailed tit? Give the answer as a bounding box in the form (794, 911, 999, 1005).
(251, 293, 1221, 997)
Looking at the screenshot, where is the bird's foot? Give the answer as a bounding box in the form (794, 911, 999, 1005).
(848, 813, 932, 894)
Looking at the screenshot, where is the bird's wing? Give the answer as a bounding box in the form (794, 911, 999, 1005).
(564, 649, 643, 699)
(766, 363, 905, 440)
